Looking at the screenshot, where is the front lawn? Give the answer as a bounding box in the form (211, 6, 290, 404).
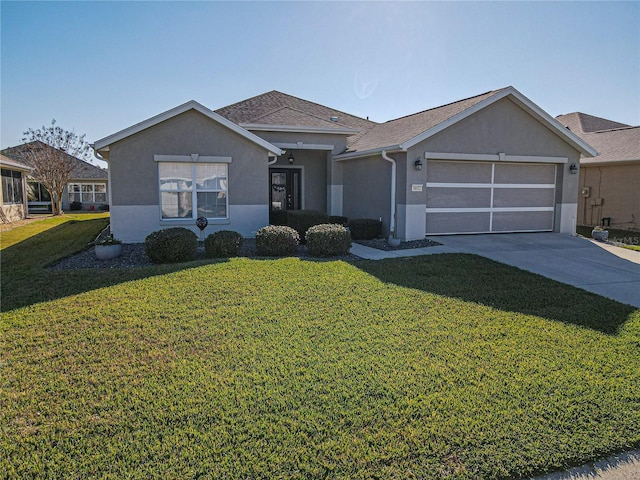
(1, 215, 639, 479)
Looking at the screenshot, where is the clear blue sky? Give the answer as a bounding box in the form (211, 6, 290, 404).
(2, 1, 639, 164)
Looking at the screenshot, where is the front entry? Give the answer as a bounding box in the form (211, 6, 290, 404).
(270, 168, 301, 222)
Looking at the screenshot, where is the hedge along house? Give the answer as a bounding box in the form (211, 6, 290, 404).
(93, 87, 596, 243)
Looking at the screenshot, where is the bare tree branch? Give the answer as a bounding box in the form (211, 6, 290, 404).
(18, 120, 92, 215)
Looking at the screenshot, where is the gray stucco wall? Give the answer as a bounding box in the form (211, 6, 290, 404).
(402, 97, 582, 236)
(109, 110, 270, 206)
(341, 154, 394, 235)
(269, 150, 327, 212)
(107, 109, 274, 242)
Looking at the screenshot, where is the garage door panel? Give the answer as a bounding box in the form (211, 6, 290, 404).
(426, 212, 490, 234)
(425, 160, 557, 235)
(494, 163, 556, 184)
(426, 187, 492, 208)
(493, 188, 555, 208)
(427, 161, 492, 183)
(492, 211, 554, 232)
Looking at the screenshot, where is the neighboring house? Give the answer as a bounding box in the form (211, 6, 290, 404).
(0, 154, 31, 222)
(1, 141, 108, 213)
(556, 112, 639, 228)
(93, 86, 596, 243)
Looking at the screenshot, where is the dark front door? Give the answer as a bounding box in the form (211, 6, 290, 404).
(270, 168, 301, 221)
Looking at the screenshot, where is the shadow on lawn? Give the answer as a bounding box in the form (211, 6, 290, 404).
(354, 253, 638, 336)
(1, 218, 231, 312)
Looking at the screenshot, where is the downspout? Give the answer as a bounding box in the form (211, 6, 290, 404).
(381, 150, 396, 236)
(93, 148, 112, 208)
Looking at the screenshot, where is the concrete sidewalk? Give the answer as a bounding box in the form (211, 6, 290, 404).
(530, 449, 640, 479)
(351, 233, 640, 308)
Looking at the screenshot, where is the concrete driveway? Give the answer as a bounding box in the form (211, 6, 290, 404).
(426, 233, 640, 308)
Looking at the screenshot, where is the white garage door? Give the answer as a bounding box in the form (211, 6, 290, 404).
(425, 160, 556, 234)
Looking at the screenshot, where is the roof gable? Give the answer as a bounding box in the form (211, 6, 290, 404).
(94, 100, 282, 157)
(339, 87, 597, 158)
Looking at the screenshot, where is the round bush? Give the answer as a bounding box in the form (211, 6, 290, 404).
(255, 225, 299, 256)
(306, 224, 352, 257)
(204, 230, 243, 258)
(144, 227, 198, 264)
(286, 210, 330, 242)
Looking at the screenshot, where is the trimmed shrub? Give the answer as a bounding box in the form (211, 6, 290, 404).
(349, 218, 383, 240)
(329, 215, 348, 226)
(286, 210, 330, 242)
(204, 230, 243, 258)
(255, 225, 299, 256)
(70, 201, 82, 211)
(145, 227, 198, 264)
(306, 224, 351, 257)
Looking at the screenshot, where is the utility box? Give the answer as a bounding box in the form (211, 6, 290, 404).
(590, 197, 603, 206)
(581, 186, 590, 197)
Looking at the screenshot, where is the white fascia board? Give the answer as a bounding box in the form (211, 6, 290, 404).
(242, 123, 360, 135)
(424, 152, 568, 164)
(581, 158, 640, 166)
(401, 87, 598, 158)
(0, 159, 32, 172)
(273, 142, 335, 151)
(333, 146, 402, 161)
(94, 100, 283, 156)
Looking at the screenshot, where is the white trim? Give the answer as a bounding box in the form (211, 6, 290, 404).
(424, 152, 568, 164)
(273, 142, 335, 151)
(94, 100, 283, 156)
(426, 228, 553, 236)
(242, 123, 359, 135)
(426, 182, 556, 189)
(157, 161, 229, 222)
(154, 154, 232, 163)
(334, 146, 402, 161)
(425, 207, 555, 213)
(404, 87, 597, 157)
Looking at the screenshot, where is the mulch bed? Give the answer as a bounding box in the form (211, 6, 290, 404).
(354, 237, 441, 251)
(50, 239, 361, 270)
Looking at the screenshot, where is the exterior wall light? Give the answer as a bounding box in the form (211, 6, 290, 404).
(288, 152, 295, 164)
(414, 158, 423, 171)
(569, 163, 578, 174)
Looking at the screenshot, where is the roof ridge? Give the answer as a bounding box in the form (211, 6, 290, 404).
(271, 90, 378, 125)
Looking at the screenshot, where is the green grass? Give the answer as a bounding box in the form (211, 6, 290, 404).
(2, 216, 639, 479)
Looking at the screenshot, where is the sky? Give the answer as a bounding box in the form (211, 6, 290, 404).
(1, 1, 639, 167)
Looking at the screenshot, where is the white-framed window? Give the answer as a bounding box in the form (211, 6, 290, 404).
(68, 183, 107, 203)
(159, 162, 228, 220)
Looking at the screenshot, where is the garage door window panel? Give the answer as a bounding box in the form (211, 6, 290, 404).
(494, 164, 556, 184)
(427, 161, 492, 183)
(493, 188, 555, 208)
(426, 187, 491, 209)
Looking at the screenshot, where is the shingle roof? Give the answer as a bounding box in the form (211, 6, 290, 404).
(556, 113, 639, 164)
(345, 89, 506, 152)
(215, 90, 377, 132)
(0, 153, 32, 171)
(556, 112, 631, 134)
(1, 141, 108, 180)
(579, 127, 640, 164)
